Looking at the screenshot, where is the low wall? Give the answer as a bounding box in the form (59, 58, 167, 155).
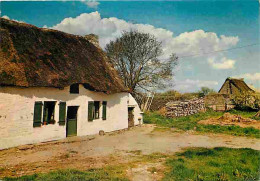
(204, 94, 235, 111)
(166, 98, 205, 118)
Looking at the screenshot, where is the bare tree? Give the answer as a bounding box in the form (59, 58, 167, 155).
(105, 30, 178, 94)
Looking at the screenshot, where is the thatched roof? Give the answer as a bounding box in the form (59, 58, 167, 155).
(0, 18, 128, 93)
(218, 78, 254, 94)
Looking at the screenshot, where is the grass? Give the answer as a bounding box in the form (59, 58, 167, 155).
(144, 110, 260, 138)
(228, 109, 260, 120)
(3, 148, 259, 181)
(163, 147, 260, 181)
(3, 166, 129, 181)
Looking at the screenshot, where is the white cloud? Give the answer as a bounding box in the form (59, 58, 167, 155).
(2, 15, 10, 20)
(208, 57, 236, 69)
(234, 73, 260, 82)
(1, 15, 24, 23)
(81, 0, 100, 8)
(49, 12, 239, 59)
(170, 30, 239, 58)
(174, 79, 218, 92)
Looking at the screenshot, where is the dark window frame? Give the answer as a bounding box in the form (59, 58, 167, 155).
(70, 84, 79, 94)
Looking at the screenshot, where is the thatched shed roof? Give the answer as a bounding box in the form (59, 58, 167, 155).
(218, 77, 254, 94)
(0, 18, 128, 93)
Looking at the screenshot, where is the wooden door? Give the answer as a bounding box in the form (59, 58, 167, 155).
(128, 107, 134, 128)
(66, 106, 78, 137)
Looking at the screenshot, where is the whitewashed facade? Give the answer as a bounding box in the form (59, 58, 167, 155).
(0, 84, 143, 150)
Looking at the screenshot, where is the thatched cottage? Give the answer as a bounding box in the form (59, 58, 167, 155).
(205, 78, 255, 111)
(218, 77, 255, 95)
(0, 18, 143, 149)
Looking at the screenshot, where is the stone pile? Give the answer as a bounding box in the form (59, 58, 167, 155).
(166, 98, 205, 118)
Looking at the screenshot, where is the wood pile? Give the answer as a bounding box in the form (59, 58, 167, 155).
(166, 98, 205, 118)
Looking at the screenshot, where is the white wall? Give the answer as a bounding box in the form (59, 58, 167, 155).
(0, 85, 131, 149)
(128, 94, 143, 125)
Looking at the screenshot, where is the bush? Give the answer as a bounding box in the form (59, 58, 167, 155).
(198, 87, 216, 97)
(232, 92, 260, 110)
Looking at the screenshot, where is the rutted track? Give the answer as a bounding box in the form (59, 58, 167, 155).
(0, 125, 259, 178)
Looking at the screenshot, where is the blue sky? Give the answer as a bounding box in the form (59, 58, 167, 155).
(1, 0, 259, 92)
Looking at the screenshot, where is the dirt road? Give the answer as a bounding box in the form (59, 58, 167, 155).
(0, 124, 259, 178)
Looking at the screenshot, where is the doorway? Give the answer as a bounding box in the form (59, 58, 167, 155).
(66, 106, 79, 137)
(128, 107, 135, 128)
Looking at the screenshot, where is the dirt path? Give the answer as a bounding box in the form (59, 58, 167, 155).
(199, 112, 260, 129)
(0, 124, 259, 178)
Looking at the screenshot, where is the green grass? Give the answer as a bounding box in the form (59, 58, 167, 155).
(228, 109, 260, 120)
(3, 148, 259, 181)
(3, 166, 129, 181)
(163, 147, 260, 181)
(144, 110, 260, 138)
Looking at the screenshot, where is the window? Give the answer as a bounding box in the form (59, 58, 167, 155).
(70, 84, 79, 94)
(88, 101, 102, 121)
(43, 101, 56, 124)
(33, 101, 43, 127)
(94, 101, 100, 119)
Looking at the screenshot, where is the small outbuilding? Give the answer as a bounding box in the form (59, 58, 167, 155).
(205, 78, 255, 111)
(0, 18, 143, 149)
(218, 77, 255, 95)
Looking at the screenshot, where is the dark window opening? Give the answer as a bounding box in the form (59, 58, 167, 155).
(67, 106, 79, 120)
(70, 84, 79, 94)
(94, 101, 100, 119)
(43, 101, 56, 124)
(88, 101, 102, 121)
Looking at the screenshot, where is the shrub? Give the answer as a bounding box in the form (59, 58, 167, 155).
(232, 92, 260, 110)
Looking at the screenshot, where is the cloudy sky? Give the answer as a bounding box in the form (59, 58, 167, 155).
(1, 0, 259, 92)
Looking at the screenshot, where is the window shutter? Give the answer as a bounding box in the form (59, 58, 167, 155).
(33, 101, 43, 127)
(88, 101, 94, 122)
(102, 101, 107, 120)
(59, 102, 66, 125)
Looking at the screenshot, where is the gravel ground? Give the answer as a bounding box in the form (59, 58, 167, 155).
(0, 124, 259, 178)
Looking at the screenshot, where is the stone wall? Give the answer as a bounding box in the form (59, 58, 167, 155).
(166, 98, 205, 118)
